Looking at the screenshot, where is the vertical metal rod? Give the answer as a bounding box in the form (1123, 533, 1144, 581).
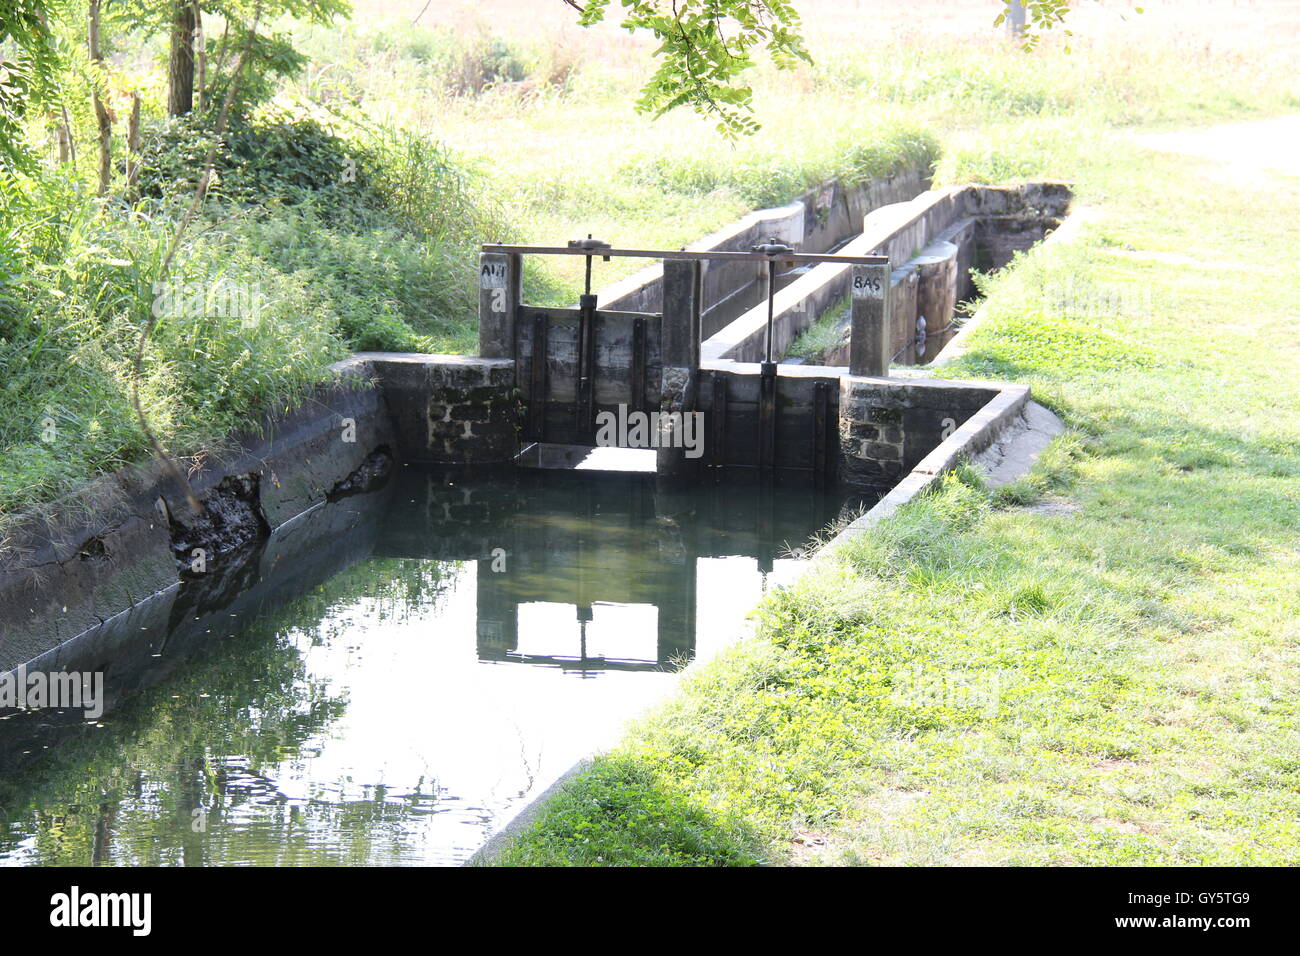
(759, 363, 777, 471)
(576, 293, 596, 435)
(757, 479, 774, 574)
(813, 381, 828, 490)
(711, 372, 727, 474)
(528, 312, 548, 441)
(630, 316, 647, 415)
(749, 237, 790, 473)
(568, 235, 609, 439)
(765, 257, 776, 365)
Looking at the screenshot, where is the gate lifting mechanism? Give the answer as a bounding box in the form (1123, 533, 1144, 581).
(571, 235, 612, 437)
(750, 237, 792, 473)
(479, 237, 891, 478)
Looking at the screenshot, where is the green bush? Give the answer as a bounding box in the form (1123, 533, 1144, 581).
(230, 198, 479, 353)
(136, 109, 379, 210)
(131, 108, 501, 354)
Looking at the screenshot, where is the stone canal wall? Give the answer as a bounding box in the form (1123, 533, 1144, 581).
(342, 353, 519, 465)
(707, 181, 1072, 368)
(599, 164, 934, 340)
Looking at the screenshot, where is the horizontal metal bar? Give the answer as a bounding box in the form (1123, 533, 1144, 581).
(481, 243, 889, 267)
(524, 306, 661, 323)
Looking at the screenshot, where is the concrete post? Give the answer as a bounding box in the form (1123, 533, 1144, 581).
(849, 262, 891, 378)
(478, 251, 522, 359)
(658, 259, 702, 476)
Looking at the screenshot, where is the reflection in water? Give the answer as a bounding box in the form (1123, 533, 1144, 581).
(0, 468, 870, 866)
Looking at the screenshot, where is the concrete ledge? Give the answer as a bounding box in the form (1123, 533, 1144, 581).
(703, 187, 972, 365)
(830, 380, 1030, 543)
(600, 167, 933, 326)
(971, 401, 1065, 487)
(465, 759, 594, 866)
(352, 352, 519, 465)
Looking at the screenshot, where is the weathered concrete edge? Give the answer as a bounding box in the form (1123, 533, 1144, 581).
(701, 186, 972, 364)
(600, 165, 933, 313)
(0, 360, 396, 670)
(466, 759, 595, 866)
(827, 381, 1030, 546)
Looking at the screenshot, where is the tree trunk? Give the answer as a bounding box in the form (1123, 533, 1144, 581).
(1007, 1, 1027, 39)
(126, 91, 142, 189)
(54, 117, 71, 164)
(88, 1, 113, 195)
(168, 2, 197, 116)
(59, 103, 76, 164)
(193, 3, 206, 113)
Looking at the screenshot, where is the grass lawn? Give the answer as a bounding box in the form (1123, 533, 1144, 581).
(493, 119, 1300, 865)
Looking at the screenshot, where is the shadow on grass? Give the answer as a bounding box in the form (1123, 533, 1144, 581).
(489, 754, 768, 867)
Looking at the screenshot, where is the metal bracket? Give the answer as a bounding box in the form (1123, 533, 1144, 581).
(483, 241, 887, 268)
(813, 381, 830, 489)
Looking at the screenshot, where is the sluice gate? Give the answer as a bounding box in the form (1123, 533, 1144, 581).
(477, 239, 894, 486)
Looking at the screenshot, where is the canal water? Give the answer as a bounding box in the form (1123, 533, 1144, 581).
(0, 466, 866, 866)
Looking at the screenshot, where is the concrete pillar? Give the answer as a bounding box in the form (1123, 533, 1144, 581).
(849, 262, 891, 378)
(475, 559, 519, 661)
(478, 251, 522, 359)
(889, 265, 920, 367)
(837, 376, 905, 491)
(658, 259, 702, 477)
(914, 240, 958, 363)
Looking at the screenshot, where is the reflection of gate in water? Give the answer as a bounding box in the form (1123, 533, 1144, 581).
(375, 470, 849, 677)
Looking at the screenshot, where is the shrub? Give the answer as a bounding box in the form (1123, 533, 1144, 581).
(135, 108, 380, 213)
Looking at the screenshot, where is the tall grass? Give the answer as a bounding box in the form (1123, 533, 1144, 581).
(1, 102, 501, 530)
(620, 123, 940, 208)
(0, 185, 349, 530)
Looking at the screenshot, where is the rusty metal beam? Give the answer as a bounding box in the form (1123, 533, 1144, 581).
(481, 243, 889, 267)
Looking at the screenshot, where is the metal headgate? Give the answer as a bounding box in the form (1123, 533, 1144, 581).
(478, 238, 891, 478)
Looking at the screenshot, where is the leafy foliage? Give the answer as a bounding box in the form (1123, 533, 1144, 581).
(994, 0, 1077, 51)
(109, 0, 352, 112)
(574, 0, 810, 136)
(134, 108, 370, 205)
(0, 0, 66, 171)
